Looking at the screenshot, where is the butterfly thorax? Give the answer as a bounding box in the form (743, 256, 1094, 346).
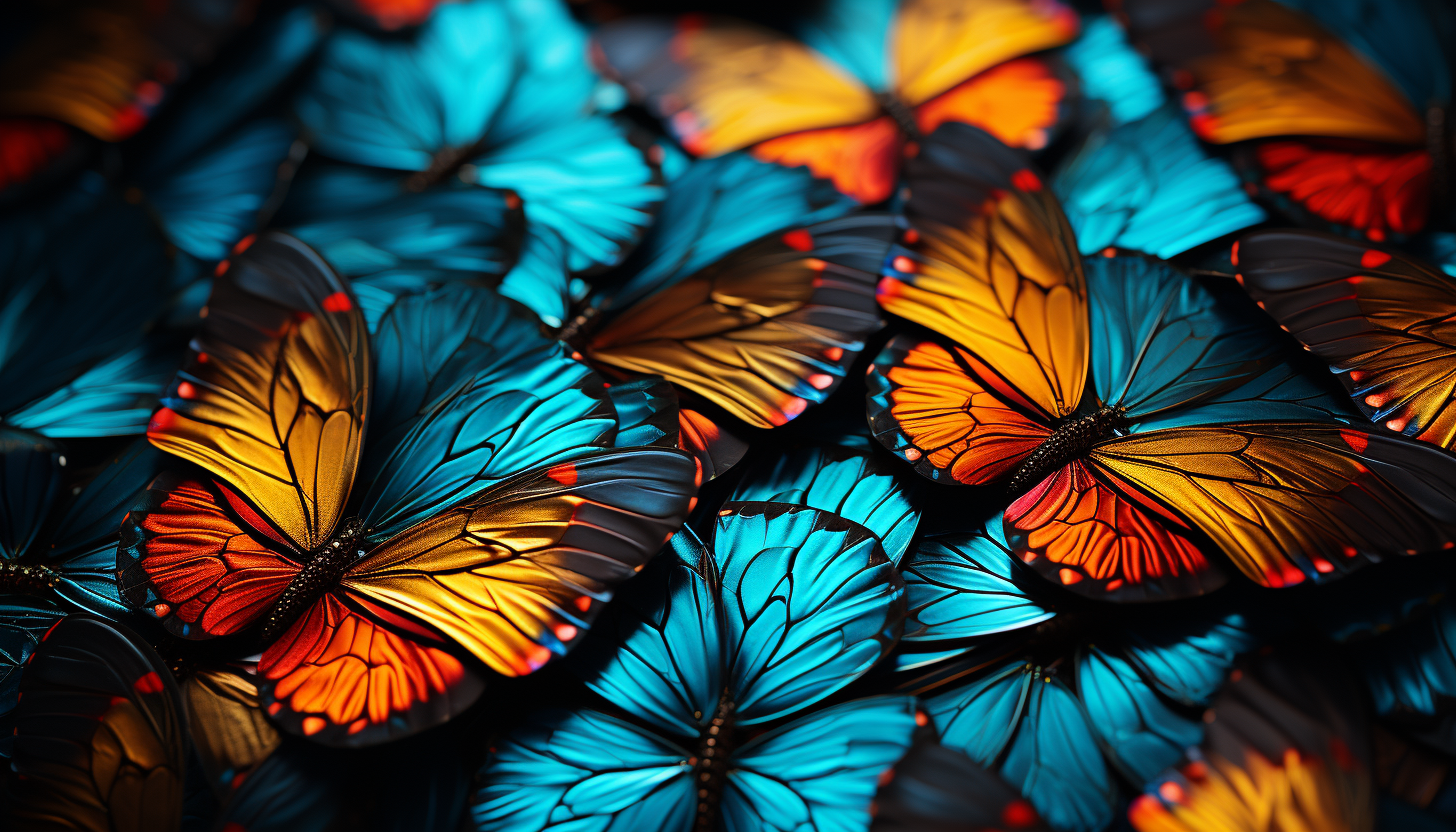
(691, 690, 739, 832)
(1005, 405, 1128, 497)
(0, 561, 59, 596)
(875, 92, 922, 143)
(258, 517, 367, 644)
(405, 143, 482, 192)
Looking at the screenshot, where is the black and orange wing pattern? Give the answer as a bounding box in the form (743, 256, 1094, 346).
(587, 215, 894, 429)
(1236, 230, 1456, 448)
(7, 616, 188, 832)
(146, 232, 370, 553)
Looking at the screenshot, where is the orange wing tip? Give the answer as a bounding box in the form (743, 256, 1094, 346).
(322, 291, 353, 313)
(302, 717, 327, 736)
(1360, 250, 1391, 269)
(781, 229, 814, 251)
(771, 397, 808, 425)
(133, 672, 165, 694)
(1058, 568, 1083, 585)
(546, 463, 578, 485)
(525, 644, 553, 672)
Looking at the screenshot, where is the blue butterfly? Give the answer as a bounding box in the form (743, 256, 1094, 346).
(0, 183, 177, 439)
(1053, 15, 1266, 259)
(292, 0, 661, 327)
(894, 514, 1264, 832)
(0, 438, 168, 758)
(471, 442, 921, 831)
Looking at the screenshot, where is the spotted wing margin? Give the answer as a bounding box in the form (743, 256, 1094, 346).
(7, 616, 187, 832)
(587, 214, 894, 429)
(342, 447, 698, 677)
(884, 122, 1087, 419)
(1236, 229, 1456, 447)
(1090, 423, 1456, 588)
(148, 232, 370, 552)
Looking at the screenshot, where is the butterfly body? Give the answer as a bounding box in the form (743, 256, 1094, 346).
(256, 516, 367, 646)
(1004, 403, 1127, 497)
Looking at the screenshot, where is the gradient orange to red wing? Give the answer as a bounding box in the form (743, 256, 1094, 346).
(914, 57, 1065, 151)
(1004, 461, 1225, 601)
(1255, 139, 1431, 240)
(133, 478, 301, 638)
(751, 116, 903, 204)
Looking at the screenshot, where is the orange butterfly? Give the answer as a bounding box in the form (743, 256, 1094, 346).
(592, 0, 1079, 203)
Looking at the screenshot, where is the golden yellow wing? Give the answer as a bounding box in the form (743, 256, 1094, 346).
(341, 448, 697, 678)
(1091, 423, 1456, 588)
(182, 666, 281, 793)
(147, 233, 370, 552)
(593, 16, 880, 156)
(880, 124, 1086, 419)
(892, 0, 1079, 106)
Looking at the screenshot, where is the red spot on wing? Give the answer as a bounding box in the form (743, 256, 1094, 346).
(1340, 430, 1369, 454)
(824, 347, 844, 361)
(547, 463, 578, 485)
(1003, 799, 1039, 828)
(781, 229, 814, 251)
(891, 256, 917, 273)
(1312, 557, 1334, 573)
(807, 373, 834, 391)
(232, 234, 256, 256)
(902, 229, 920, 244)
(176, 381, 196, 399)
(574, 596, 593, 613)
(134, 672, 165, 694)
(1058, 568, 1083, 585)
(1229, 241, 1239, 266)
(321, 292, 352, 313)
(1010, 169, 1042, 192)
(215, 260, 231, 277)
(1158, 781, 1185, 804)
(1360, 250, 1391, 269)
(148, 407, 178, 433)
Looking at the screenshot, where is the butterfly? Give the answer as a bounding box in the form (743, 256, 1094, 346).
(117, 232, 698, 746)
(870, 739, 1050, 832)
(1053, 16, 1266, 259)
(472, 442, 920, 831)
(0, 0, 255, 195)
(592, 0, 1079, 205)
(869, 122, 1456, 599)
(1128, 641, 1376, 832)
(0, 184, 178, 439)
(292, 0, 661, 328)
(894, 511, 1263, 832)
(572, 150, 898, 451)
(1114, 0, 1454, 241)
(1234, 229, 1456, 451)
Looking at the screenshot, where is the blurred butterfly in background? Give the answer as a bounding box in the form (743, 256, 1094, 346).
(117, 232, 697, 746)
(1128, 640, 1377, 832)
(870, 738, 1051, 832)
(1235, 229, 1456, 451)
(593, 0, 1080, 204)
(569, 150, 897, 478)
(0, 0, 257, 198)
(291, 0, 662, 327)
(472, 441, 920, 831)
(1052, 15, 1266, 260)
(1114, 0, 1455, 241)
(892, 511, 1264, 832)
(870, 122, 1456, 597)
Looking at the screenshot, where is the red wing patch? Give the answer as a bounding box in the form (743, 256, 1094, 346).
(1254, 139, 1431, 239)
(751, 116, 904, 204)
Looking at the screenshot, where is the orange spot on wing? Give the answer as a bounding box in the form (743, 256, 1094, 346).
(781, 229, 814, 251)
(752, 117, 902, 204)
(176, 381, 196, 399)
(302, 717, 326, 736)
(134, 672, 164, 694)
(547, 463, 577, 486)
(149, 408, 178, 434)
(807, 373, 834, 390)
(1340, 430, 1369, 453)
(1058, 568, 1083, 585)
(824, 347, 844, 361)
(891, 256, 917, 273)
(915, 58, 1065, 151)
(574, 596, 592, 613)
(1158, 781, 1185, 804)
(1230, 241, 1239, 266)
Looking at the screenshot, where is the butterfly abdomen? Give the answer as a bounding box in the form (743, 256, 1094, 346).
(1005, 405, 1126, 496)
(0, 562, 60, 596)
(875, 93, 921, 143)
(692, 690, 738, 832)
(258, 518, 366, 645)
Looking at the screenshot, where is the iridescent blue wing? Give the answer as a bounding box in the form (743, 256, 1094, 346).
(0, 598, 64, 759)
(1076, 646, 1201, 785)
(4, 341, 179, 439)
(45, 440, 168, 617)
(899, 523, 1055, 646)
(0, 192, 170, 436)
(356, 288, 617, 541)
(1062, 15, 1163, 126)
(470, 708, 695, 832)
(794, 0, 896, 91)
(0, 439, 60, 560)
(711, 502, 906, 724)
(282, 163, 524, 331)
(605, 377, 681, 450)
(1054, 104, 1265, 259)
(925, 660, 1032, 767)
(999, 675, 1119, 832)
(576, 528, 722, 740)
(1346, 595, 1456, 745)
(724, 696, 918, 832)
(473, 115, 662, 327)
(1087, 254, 1353, 429)
(293, 0, 514, 171)
(142, 117, 303, 262)
(212, 740, 350, 832)
(1120, 613, 1261, 705)
(594, 152, 853, 314)
(731, 442, 920, 564)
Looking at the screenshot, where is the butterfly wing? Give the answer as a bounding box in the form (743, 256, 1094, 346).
(7, 616, 187, 832)
(870, 739, 1050, 832)
(343, 447, 696, 678)
(181, 664, 281, 794)
(147, 231, 369, 552)
(724, 696, 919, 832)
(587, 214, 894, 429)
(1091, 423, 1456, 587)
(471, 707, 695, 832)
(0, 598, 64, 760)
(1236, 230, 1456, 447)
(883, 123, 1087, 419)
(1077, 646, 1203, 785)
(900, 525, 1056, 646)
